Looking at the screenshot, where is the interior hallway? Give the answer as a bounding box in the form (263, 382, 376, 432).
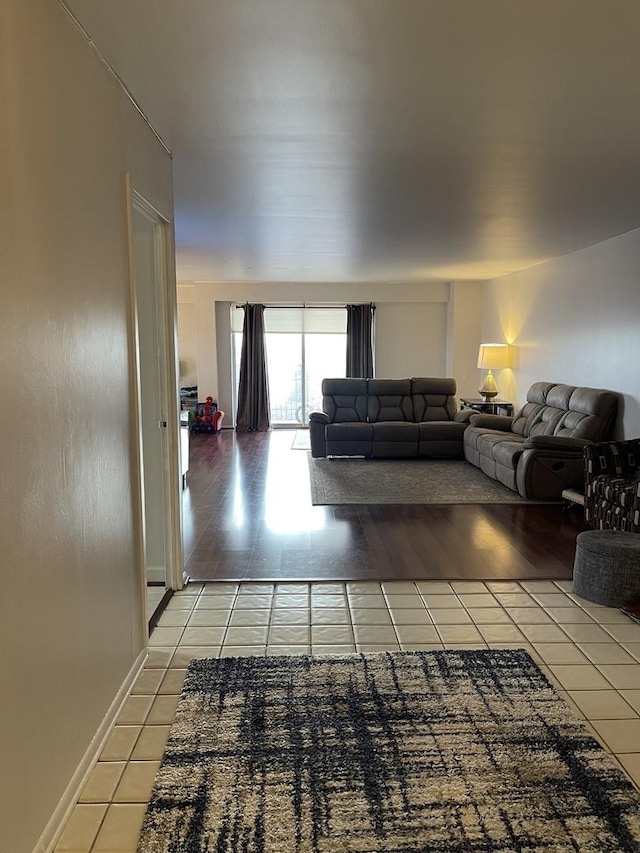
(53, 431, 640, 850)
(56, 578, 640, 851)
(183, 429, 588, 582)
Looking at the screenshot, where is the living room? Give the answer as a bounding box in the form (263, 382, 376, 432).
(176, 244, 640, 584)
(177, 233, 640, 439)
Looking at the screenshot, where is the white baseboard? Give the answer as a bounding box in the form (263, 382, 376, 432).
(33, 647, 148, 853)
(146, 565, 166, 584)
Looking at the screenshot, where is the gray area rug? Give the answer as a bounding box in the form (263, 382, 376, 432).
(308, 456, 542, 505)
(136, 650, 640, 852)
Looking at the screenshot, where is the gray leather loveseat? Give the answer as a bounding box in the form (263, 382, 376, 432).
(463, 382, 618, 500)
(309, 377, 469, 459)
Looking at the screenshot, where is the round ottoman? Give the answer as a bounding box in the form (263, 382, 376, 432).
(573, 530, 640, 607)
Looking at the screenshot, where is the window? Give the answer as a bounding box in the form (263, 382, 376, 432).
(231, 306, 347, 426)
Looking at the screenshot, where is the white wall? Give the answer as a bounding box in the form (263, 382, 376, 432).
(177, 280, 484, 422)
(215, 302, 234, 416)
(482, 228, 640, 437)
(375, 302, 447, 378)
(177, 302, 198, 387)
(0, 3, 174, 851)
(447, 281, 485, 399)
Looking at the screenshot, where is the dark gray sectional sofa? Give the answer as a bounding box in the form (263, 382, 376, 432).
(309, 377, 469, 459)
(463, 381, 618, 500)
(310, 377, 619, 503)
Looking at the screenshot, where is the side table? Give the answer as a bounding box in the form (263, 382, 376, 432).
(460, 398, 514, 417)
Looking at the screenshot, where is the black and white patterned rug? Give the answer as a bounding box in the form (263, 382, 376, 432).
(137, 650, 640, 852)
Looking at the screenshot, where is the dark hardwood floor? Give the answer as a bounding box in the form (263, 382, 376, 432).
(182, 430, 587, 582)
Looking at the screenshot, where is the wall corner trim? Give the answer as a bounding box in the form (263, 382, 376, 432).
(33, 647, 148, 853)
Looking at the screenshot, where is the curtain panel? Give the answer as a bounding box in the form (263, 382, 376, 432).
(346, 303, 375, 378)
(236, 304, 270, 432)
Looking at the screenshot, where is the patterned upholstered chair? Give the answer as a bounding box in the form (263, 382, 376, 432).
(584, 439, 640, 532)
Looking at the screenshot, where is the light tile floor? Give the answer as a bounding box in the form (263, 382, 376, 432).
(145, 586, 166, 622)
(55, 579, 640, 852)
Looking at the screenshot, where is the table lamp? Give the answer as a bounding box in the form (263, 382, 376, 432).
(477, 343, 510, 401)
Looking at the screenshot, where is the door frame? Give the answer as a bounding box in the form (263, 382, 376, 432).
(125, 176, 184, 637)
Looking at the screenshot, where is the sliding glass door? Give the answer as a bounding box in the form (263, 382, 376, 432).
(302, 330, 346, 422)
(232, 306, 347, 426)
(264, 329, 302, 425)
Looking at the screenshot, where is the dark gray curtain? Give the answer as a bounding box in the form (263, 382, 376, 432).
(236, 304, 270, 432)
(346, 303, 375, 378)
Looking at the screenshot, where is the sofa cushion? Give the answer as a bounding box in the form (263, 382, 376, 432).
(322, 378, 368, 423)
(513, 383, 619, 441)
(464, 428, 526, 472)
(326, 422, 373, 442)
(325, 422, 373, 457)
(410, 377, 457, 422)
(371, 421, 419, 458)
(528, 406, 565, 436)
(492, 439, 527, 470)
(524, 384, 575, 436)
(464, 426, 511, 454)
(418, 421, 467, 441)
(466, 433, 523, 492)
(552, 387, 619, 440)
(475, 431, 526, 459)
(510, 382, 555, 436)
(372, 421, 419, 441)
(510, 402, 546, 436)
(492, 460, 519, 492)
(418, 421, 466, 458)
(546, 384, 575, 410)
(367, 379, 413, 422)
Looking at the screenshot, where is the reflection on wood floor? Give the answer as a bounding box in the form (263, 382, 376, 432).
(182, 430, 587, 582)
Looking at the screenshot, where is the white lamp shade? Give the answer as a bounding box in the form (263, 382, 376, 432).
(477, 343, 510, 370)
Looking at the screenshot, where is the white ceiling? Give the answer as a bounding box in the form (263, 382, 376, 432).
(65, 0, 640, 283)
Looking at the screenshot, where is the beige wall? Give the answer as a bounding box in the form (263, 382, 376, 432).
(375, 302, 448, 378)
(0, 3, 174, 851)
(482, 228, 640, 436)
(177, 302, 198, 387)
(446, 281, 485, 399)
(177, 281, 483, 421)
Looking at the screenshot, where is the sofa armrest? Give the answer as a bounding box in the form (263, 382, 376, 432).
(309, 411, 330, 425)
(516, 436, 593, 500)
(309, 415, 329, 458)
(516, 445, 587, 500)
(524, 435, 592, 452)
(469, 414, 514, 431)
(454, 410, 475, 423)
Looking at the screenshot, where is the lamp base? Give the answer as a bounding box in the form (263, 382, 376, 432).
(478, 369, 499, 401)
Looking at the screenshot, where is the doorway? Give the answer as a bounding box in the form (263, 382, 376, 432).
(128, 188, 183, 626)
